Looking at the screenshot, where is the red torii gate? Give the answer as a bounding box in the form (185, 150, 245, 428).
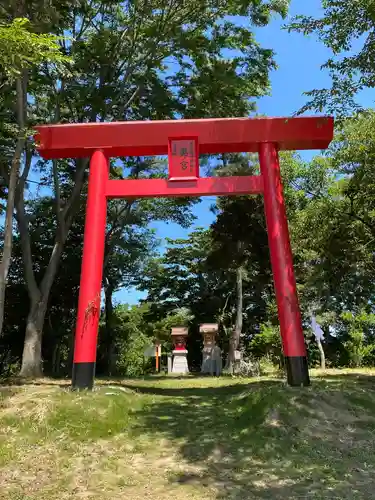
(36, 116, 334, 390)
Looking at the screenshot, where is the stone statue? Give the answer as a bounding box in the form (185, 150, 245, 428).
(200, 323, 222, 376)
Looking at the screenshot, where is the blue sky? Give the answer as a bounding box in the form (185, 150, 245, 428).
(116, 0, 373, 304)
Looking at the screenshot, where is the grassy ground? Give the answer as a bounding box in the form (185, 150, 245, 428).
(1, 369, 375, 499)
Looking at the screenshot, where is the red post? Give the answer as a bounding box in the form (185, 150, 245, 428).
(72, 150, 108, 390)
(259, 143, 310, 386)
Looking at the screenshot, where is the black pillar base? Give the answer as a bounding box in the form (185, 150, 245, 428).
(285, 356, 310, 387)
(72, 362, 95, 390)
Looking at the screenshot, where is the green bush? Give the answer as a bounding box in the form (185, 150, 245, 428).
(249, 322, 283, 367)
(341, 310, 375, 368)
(116, 330, 153, 377)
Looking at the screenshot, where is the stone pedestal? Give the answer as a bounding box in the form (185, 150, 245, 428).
(172, 350, 189, 373)
(200, 323, 222, 376)
(171, 327, 189, 374)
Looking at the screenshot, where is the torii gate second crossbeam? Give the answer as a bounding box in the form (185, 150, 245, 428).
(36, 116, 334, 390)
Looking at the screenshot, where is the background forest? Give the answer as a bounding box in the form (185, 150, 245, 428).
(0, 0, 374, 379)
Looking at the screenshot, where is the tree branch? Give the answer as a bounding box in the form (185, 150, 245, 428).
(19, 142, 33, 188)
(103, 201, 135, 270)
(40, 157, 89, 299)
(52, 159, 64, 237)
(61, 157, 88, 223)
(13, 69, 39, 301)
(15, 193, 39, 300)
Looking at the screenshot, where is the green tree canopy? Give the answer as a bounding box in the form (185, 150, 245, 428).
(288, 0, 375, 115)
(0, 18, 69, 80)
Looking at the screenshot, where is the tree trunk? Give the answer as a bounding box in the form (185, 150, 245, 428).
(17, 236, 66, 377)
(52, 341, 61, 376)
(225, 265, 243, 373)
(19, 298, 47, 377)
(67, 324, 75, 378)
(234, 265, 243, 348)
(104, 282, 116, 375)
(16, 156, 87, 377)
(226, 336, 235, 374)
(316, 338, 326, 370)
(0, 78, 26, 335)
(0, 140, 23, 334)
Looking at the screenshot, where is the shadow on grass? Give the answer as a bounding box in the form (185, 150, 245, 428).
(0, 387, 18, 407)
(120, 380, 276, 398)
(3, 371, 375, 499)
(0, 376, 69, 389)
(128, 374, 375, 499)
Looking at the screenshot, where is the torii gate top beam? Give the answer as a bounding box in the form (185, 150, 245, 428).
(35, 116, 334, 159)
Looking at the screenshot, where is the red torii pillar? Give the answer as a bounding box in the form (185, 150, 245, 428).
(35, 116, 334, 389)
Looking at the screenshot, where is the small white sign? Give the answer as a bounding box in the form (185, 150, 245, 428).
(144, 344, 162, 357)
(311, 315, 324, 341)
(144, 345, 156, 357)
(234, 350, 242, 361)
